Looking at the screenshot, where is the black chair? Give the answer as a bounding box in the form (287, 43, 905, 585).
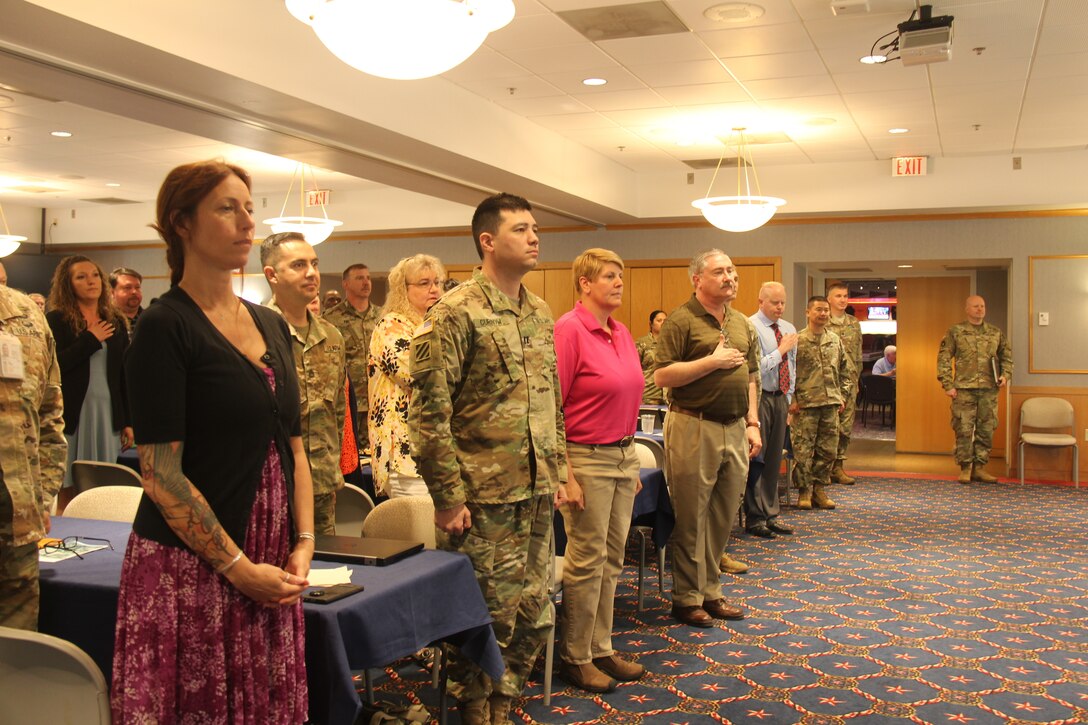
(860, 374, 896, 427)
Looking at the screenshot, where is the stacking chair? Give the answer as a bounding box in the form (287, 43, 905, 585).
(334, 482, 376, 537)
(1018, 397, 1079, 488)
(631, 440, 667, 609)
(634, 437, 665, 469)
(860, 373, 895, 427)
(360, 495, 436, 548)
(71, 460, 142, 494)
(0, 625, 111, 724)
(64, 486, 143, 523)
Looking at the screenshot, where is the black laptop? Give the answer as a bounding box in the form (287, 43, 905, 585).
(313, 535, 424, 566)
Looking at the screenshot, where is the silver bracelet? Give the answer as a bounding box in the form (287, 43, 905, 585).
(297, 532, 316, 543)
(217, 551, 243, 575)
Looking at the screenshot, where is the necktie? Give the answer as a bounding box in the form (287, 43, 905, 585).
(771, 323, 789, 395)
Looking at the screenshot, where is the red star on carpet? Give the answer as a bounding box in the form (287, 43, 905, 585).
(818, 696, 844, 706)
(1009, 666, 1033, 674)
(1052, 608, 1071, 614)
(1013, 702, 1043, 712)
(746, 623, 767, 631)
(787, 641, 811, 649)
(893, 653, 917, 661)
(746, 709, 773, 719)
(885, 685, 911, 694)
(628, 694, 653, 703)
(701, 683, 723, 692)
(803, 616, 824, 623)
(953, 620, 972, 626)
(856, 610, 874, 616)
(944, 713, 974, 723)
(1066, 657, 1088, 666)
(950, 645, 973, 652)
(551, 705, 574, 715)
(769, 672, 792, 680)
(688, 632, 708, 639)
(628, 639, 646, 647)
(900, 626, 921, 633)
(948, 675, 973, 684)
(1005, 637, 1028, 644)
(1060, 630, 1078, 637)
(905, 605, 925, 610)
(845, 633, 868, 640)
(662, 660, 681, 668)
(833, 662, 857, 670)
(724, 651, 748, 659)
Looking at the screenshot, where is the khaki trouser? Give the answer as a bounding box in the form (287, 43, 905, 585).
(559, 443, 639, 664)
(440, 494, 553, 699)
(664, 412, 747, 607)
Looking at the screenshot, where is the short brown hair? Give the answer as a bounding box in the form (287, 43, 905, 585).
(572, 248, 623, 295)
(109, 267, 142, 288)
(342, 263, 369, 280)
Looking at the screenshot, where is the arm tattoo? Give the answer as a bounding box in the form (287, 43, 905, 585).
(138, 442, 237, 570)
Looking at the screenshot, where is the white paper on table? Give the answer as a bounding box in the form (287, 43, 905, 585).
(307, 566, 354, 586)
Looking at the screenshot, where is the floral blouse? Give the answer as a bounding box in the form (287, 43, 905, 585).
(367, 312, 419, 494)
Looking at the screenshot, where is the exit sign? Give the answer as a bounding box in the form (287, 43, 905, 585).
(892, 156, 927, 176)
(306, 189, 331, 207)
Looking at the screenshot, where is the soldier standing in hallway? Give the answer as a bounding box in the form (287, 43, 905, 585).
(409, 193, 565, 725)
(937, 295, 1012, 483)
(791, 296, 853, 510)
(262, 232, 346, 535)
(0, 285, 66, 629)
(826, 282, 862, 484)
(323, 262, 382, 453)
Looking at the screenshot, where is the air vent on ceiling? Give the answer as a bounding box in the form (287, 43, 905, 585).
(683, 157, 747, 170)
(6, 184, 58, 194)
(819, 267, 873, 273)
(558, 1, 688, 42)
(80, 197, 141, 205)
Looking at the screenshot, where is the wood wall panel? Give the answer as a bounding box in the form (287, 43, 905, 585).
(736, 264, 776, 317)
(895, 276, 972, 454)
(544, 268, 574, 319)
(662, 267, 693, 314)
(522, 269, 545, 300)
(629, 267, 662, 339)
(1008, 386, 1086, 483)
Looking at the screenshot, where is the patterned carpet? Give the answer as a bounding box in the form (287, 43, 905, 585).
(364, 475, 1088, 724)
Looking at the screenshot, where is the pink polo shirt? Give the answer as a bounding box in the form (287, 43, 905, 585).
(554, 301, 644, 445)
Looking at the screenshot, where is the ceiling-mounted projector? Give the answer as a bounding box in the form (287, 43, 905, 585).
(897, 4, 954, 66)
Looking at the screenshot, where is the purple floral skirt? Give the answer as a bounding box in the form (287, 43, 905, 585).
(110, 439, 307, 724)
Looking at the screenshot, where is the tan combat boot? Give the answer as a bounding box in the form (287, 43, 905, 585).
(797, 487, 813, 510)
(972, 464, 997, 483)
(459, 698, 489, 725)
(488, 694, 514, 725)
(812, 485, 837, 510)
(830, 463, 856, 485)
(958, 464, 972, 484)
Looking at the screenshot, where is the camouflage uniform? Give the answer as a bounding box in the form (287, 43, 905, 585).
(267, 300, 346, 535)
(635, 333, 665, 404)
(793, 327, 853, 493)
(0, 286, 66, 630)
(323, 300, 382, 453)
(827, 313, 862, 465)
(937, 321, 1013, 466)
(409, 268, 565, 700)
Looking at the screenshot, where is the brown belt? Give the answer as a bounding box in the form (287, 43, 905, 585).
(669, 405, 744, 426)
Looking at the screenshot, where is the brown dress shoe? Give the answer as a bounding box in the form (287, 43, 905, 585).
(671, 604, 714, 628)
(593, 654, 645, 681)
(703, 598, 745, 620)
(558, 660, 617, 693)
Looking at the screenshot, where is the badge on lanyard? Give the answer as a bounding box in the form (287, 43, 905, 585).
(0, 333, 25, 381)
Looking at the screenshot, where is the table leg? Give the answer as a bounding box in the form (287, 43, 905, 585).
(438, 645, 449, 725)
(363, 669, 374, 704)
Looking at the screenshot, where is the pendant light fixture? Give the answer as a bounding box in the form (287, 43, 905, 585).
(0, 201, 27, 257)
(692, 127, 786, 233)
(263, 163, 342, 245)
(285, 0, 515, 81)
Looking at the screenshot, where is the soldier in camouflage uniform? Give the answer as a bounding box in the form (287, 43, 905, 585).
(790, 296, 854, 510)
(409, 193, 566, 725)
(635, 310, 667, 404)
(262, 233, 347, 534)
(323, 262, 381, 454)
(937, 295, 1012, 483)
(826, 282, 861, 485)
(0, 285, 66, 630)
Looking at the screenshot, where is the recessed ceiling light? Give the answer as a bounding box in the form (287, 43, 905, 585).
(105, 182, 121, 187)
(889, 128, 909, 134)
(860, 54, 887, 65)
(50, 130, 72, 138)
(704, 3, 765, 23)
(897, 264, 913, 268)
(582, 77, 607, 87)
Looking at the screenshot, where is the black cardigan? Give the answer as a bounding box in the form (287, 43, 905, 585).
(46, 309, 130, 435)
(126, 288, 301, 550)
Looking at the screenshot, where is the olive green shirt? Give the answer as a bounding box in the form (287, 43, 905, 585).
(267, 300, 347, 496)
(794, 327, 854, 408)
(0, 287, 66, 546)
(655, 295, 759, 420)
(937, 320, 1013, 390)
(408, 268, 566, 510)
(323, 299, 382, 411)
(828, 312, 862, 383)
(635, 333, 665, 404)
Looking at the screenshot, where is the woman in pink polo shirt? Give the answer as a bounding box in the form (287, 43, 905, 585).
(554, 248, 647, 693)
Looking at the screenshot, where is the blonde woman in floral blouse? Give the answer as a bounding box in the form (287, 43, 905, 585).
(368, 254, 446, 498)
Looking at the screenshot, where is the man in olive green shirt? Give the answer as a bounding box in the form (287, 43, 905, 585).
(262, 233, 347, 535)
(655, 250, 761, 628)
(323, 263, 382, 453)
(937, 295, 1012, 483)
(826, 282, 862, 484)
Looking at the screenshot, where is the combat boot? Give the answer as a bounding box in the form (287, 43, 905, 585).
(972, 464, 997, 483)
(797, 488, 812, 510)
(812, 485, 837, 510)
(957, 464, 972, 484)
(459, 698, 489, 725)
(488, 694, 514, 725)
(830, 463, 856, 485)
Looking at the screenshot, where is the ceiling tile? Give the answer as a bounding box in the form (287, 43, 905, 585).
(597, 32, 717, 65)
(667, 0, 802, 32)
(721, 51, 827, 81)
(540, 66, 648, 94)
(654, 82, 750, 105)
(454, 75, 566, 101)
(497, 94, 596, 116)
(572, 89, 669, 112)
(627, 58, 736, 86)
(442, 47, 531, 81)
(530, 112, 619, 131)
(486, 11, 587, 51)
(501, 42, 618, 73)
(699, 22, 815, 58)
(744, 74, 839, 99)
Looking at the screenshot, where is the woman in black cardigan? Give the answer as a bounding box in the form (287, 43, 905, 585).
(46, 255, 131, 511)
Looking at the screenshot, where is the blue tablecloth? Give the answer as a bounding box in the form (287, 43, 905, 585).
(39, 517, 503, 725)
(554, 467, 673, 554)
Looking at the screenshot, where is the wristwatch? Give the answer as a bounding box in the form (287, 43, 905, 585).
(746, 420, 760, 428)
